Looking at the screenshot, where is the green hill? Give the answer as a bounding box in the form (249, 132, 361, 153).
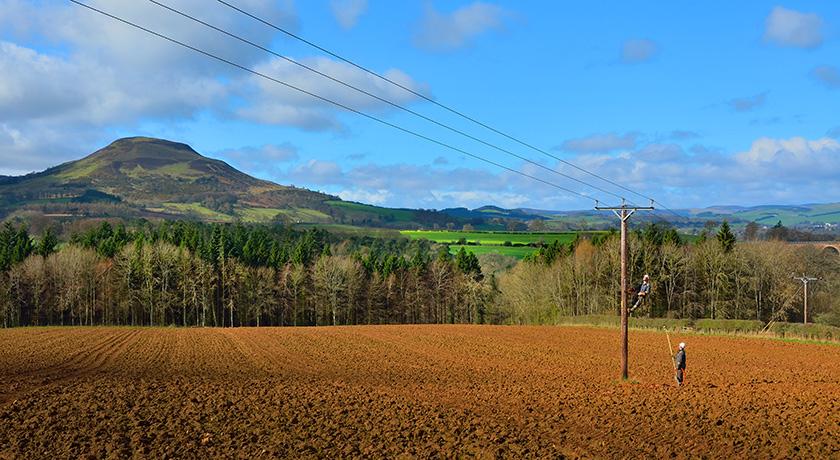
(0, 137, 461, 227)
(0, 137, 345, 223)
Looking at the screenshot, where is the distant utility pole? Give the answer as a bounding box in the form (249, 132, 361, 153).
(792, 275, 818, 324)
(596, 199, 654, 380)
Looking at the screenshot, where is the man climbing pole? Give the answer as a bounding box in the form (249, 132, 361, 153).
(674, 342, 686, 386)
(629, 274, 650, 314)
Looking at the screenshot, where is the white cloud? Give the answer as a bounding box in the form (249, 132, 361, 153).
(0, 0, 429, 170)
(0, 40, 227, 126)
(764, 6, 823, 49)
(430, 191, 530, 209)
(215, 142, 299, 178)
(0, 120, 103, 175)
(559, 132, 638, 153)
(634, 143, 683, 162)
(728, 91, 768, 112)
(735, 137, 840, 181)
(812, 65, 840, 89)
(243, 134, 840, 210)
(338, 188, 389, 205)
(330, 0, 368, 30)
(290, 159, 344, 184)
(239, 56, 429, 131)
(415, 2, 509, 51)
(621, 39, 657, 64)
(275, 158, 576, 209)
(557, 136, 840, 208)
(0, 0, 296, 169)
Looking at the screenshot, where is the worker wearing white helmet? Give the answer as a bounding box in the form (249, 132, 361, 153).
(674, 342, 687, 386)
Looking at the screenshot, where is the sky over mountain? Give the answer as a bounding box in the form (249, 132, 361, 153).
(1, 1, 839, 210)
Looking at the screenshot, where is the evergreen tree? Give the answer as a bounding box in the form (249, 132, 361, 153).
(9, 225, 33, 267)
(36, 227, 59, 258)
(716, 221, 736, 253)
(455, 247, 481, 279)
(663, 228, 681, 246)
(642, 223, 664, 246)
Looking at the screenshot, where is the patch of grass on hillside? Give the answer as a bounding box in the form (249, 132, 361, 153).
(121, 165, 148, 179)
(55, 159, 101, 180)
(248, 184, 284, 193)
(236, 206, 332, 224)
(122, 162, 202, 179)
(161, 202, 233, 222)
(278, 208, 332, 224)
(327, 200, 415, 222)
(154, 162, 203, 178)
(237, 207, 282, 223)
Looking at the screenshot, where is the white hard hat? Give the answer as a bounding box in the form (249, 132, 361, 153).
(643, 274, 650, 280)
(679, 342, 685, 349)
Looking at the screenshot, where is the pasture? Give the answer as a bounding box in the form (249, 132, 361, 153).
(400, 230, 594, 259)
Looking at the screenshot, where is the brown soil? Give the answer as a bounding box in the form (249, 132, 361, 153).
(0, 326, 837, 458)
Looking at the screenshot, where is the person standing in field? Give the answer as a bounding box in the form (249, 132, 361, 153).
(629, 274, 651, 314)
(674, 342, 686, 386)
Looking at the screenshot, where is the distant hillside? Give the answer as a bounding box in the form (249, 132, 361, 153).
(3, 136, 838, 233)
(712, 203, 840, 228)
(0, 137, 455, 228)
(482, 203, 840, 232)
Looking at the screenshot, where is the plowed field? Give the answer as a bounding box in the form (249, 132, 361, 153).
(0, 326, 837, 458)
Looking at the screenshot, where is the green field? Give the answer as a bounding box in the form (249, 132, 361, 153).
(448, 245, 537, 259)
(400, 230, 582, 245)
(402, 230, 595, 260)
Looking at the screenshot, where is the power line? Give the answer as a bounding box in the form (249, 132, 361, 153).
(146, 0, 626, 203)
(69, 0, 603, 205)
(215, 0, 682, 214)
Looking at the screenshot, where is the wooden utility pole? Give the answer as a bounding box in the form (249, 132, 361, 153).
(792, 275, 818, 324)
(596, 200, 654, 380)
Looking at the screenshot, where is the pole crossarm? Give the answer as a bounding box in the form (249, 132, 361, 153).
(596, 206, 654, 222)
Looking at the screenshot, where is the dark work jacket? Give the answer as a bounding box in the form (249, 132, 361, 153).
(675, 350, 686, 369)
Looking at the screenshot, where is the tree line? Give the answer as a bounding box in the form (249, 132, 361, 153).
(0, 221, 487, 327)
(1, 220, 838, 328)
(498, 222, 840, 326)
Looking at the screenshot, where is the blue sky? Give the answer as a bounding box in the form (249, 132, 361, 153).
(1, 1, 839, 211)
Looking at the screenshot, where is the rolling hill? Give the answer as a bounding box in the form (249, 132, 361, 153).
(0, 137, 456, 227)
(2, 136, 838, 233)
